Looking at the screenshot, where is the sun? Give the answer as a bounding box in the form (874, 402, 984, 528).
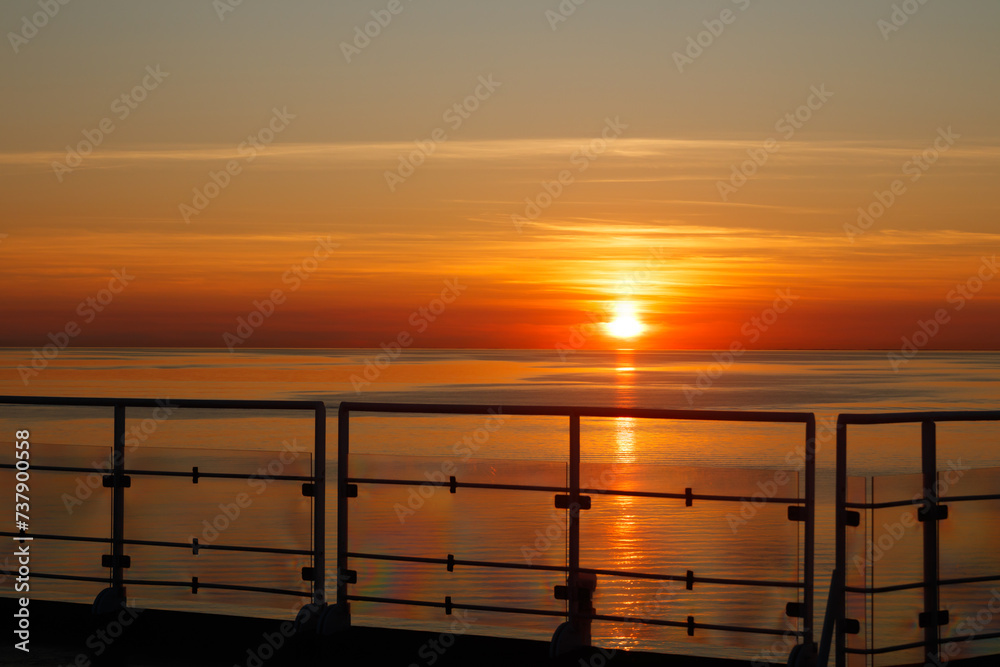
(604, 302, 644, 339)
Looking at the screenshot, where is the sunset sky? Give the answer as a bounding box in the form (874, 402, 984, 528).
(1, 0, 998, 350)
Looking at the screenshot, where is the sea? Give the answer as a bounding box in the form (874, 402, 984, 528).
(1, 349, 999, 665)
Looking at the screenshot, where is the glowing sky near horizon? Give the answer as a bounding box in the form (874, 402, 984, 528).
(1, 0, 998, 350)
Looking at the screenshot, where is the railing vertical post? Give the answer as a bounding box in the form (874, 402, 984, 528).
(921, 420, 940, 661)
(337, 404, 350, 609)
(313, 405, 326, 606)
(804, 417, 816, 647)
(111, 403, 126, 599)
(567, 413, 588, 643)
(834, 419, 847, 667)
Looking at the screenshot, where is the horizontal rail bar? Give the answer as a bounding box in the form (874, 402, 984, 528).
(845, 630, 1000, 656)
(845, 640, 926, 655)
(347, 594, 570, 618)
(347, 551, 567, 573)
(839, 411, 1000, 425)
(346, 593, 802, 638)
(0, 463, 114, 475)
(582, 487, 803, 504)
(939, 573, 1000, 587)
(123, 469, 317, 482)
(587, 612, 805, 638)
(0, 463, 318, 484)
(348, 477, 566, 495)
(845, 499, 919, 510)
(845, 574, 1000, 595)
(845, 493, 1000, 510)
(940, 630, 1000, 644)
(0, 569, 109, 584)
(0, 532, 315, 557)
(0, 531, 111, 545)
(347, 477, 803, 505)
(346, 552, 802, 590)
(0, 396, 325, 411)
(845, 582, 924, 594)
(940, 493, 1000, 503)
(123, 538, 316, 557)
(123, 578, 311, 597)
(578, 567, 802, 590)
(341, 401, 814, 423)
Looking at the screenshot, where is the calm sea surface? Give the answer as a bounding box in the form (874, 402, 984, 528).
(1, 349, 999, 664)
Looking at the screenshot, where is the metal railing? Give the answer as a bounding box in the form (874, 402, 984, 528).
(833, 411, 1000, 666)
(0, 396, 326, 613)
(335, 402, 817, 658)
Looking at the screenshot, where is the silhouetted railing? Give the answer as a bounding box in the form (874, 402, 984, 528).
(335, 402, 817, 659)
(834, 411, 1000, 666)
(0, 396, 326, 613)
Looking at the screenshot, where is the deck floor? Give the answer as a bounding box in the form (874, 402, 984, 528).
(1, 598, 782, 666)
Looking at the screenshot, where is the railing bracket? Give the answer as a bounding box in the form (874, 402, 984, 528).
(787, 506, 807, 522)
(555, 495, 591, 510)
(102, 554, 131, 569)
(918, 503, 948, 522)
(786, 602, 806, 618)
(918, 609, 950, 628)
(103, 474, 131, 488)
